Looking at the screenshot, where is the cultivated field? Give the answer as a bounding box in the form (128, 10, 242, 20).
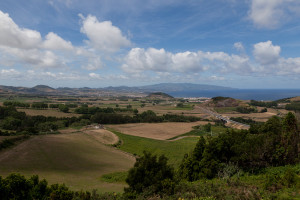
(107, 121, 210, 140)
(17, 108, 81, 117)
(221, 108, 290, 122)
(0, 133, 135, 192)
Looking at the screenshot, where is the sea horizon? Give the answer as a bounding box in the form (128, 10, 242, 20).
(168, 89, 300, 101)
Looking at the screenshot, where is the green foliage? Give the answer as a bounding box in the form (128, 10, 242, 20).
(261, 107, 267, 113)
(0, 105, 83, 135)
(203, 123, 212, 132)
(31, 102, 48, 109)
(236, 106, 257, 114)
(250, 100, 278, 108)
(264, 168, 299, 191)
(179, 136, 206, 181)
(58, 104, 69, 113)
(3, 101, 30, 108)
(212, 96, 230, 102)
(285, 102, 300, 111)
(0, 116, 22, 130)
(125, 151, 175, 197)
(179, 112, 300, 181)
(230, 117, 258, 125)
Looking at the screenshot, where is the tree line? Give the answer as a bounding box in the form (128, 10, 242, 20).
(0, 106, 201, 136)
(179, 112, 299, 181)
(249, 100, 278, 108)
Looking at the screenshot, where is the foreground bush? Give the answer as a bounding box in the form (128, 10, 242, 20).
(124, 151, 175, 199)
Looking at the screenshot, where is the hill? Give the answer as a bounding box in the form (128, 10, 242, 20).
(139, 83, 233, 92)
(0, 132, 135, 192)
(211, 96, 240, 107)
(146, 92, 174, 99)
(0, 83, 234, 97)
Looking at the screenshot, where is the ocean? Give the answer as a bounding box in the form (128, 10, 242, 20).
(168, 89, 300, 101)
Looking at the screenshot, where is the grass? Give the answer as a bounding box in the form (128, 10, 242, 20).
(100, 171, 128, 183)
(167, 125, 229, 140)
(108, 128, 198, 168)
(0, 133, 135, 192)
(0, 96, 49, 103)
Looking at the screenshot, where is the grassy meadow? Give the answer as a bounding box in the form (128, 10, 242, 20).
(109, 128, 199, 167)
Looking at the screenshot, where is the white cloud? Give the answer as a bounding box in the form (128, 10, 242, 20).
(0, 69, 21, 78)
(43, 32, 74, 51)
(249, 0, 300, 29)
(122, 47, 252, 76)
(121, 41, 300, 78)
(0, 10, 107, 71)
(0, 10, 42, 49)
(253, 40, 281, 65)
(80, 14, 131, 52)
(0, 47, 64, 69)
(82, 57, 103, 71)
(89, 72, 102, 79)
(234, 42, 244, 52)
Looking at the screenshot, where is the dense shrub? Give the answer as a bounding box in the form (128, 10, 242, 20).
(124, 151, 175, 198)
(179, 113, 300, 180)
(250, 100, 278, 108)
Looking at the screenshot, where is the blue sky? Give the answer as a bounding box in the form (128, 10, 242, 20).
(0, 0, 300, 88)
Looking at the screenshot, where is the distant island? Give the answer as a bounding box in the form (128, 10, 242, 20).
(1, 83, 300, 100)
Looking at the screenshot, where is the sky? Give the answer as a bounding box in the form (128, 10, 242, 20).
(0, 0, 300, 89)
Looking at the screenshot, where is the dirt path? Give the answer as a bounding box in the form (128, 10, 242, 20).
(168, 135, 199, 141)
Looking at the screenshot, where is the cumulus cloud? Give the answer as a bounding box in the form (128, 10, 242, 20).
(0, 11, 42, 49)
(122, 47, 251, 75)
(0, 10, 108, 71)
(249, 0, 300, 29)
(43, 32, 74, 51)
(80, 14, 131, 52)
(121, 40, 300, 79)
(253, 40, 281, 65)
(0, 47, 65, 69)
(0, 10, 75, 69)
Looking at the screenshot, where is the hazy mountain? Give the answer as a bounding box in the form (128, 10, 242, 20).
(0, 83, 234, 97)
(138, 83, 233, 92)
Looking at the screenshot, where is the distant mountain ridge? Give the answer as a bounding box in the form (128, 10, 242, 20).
(138, 83, 233, 92)
(0, 83, 234, 97)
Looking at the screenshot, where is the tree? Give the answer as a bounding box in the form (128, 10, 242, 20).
(179, 136, 206, 181)
(58, 104, 69, 113)
(176, 103, 184, 108)
(125, 151, 175, 197)
(203, 123, 212, 132)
